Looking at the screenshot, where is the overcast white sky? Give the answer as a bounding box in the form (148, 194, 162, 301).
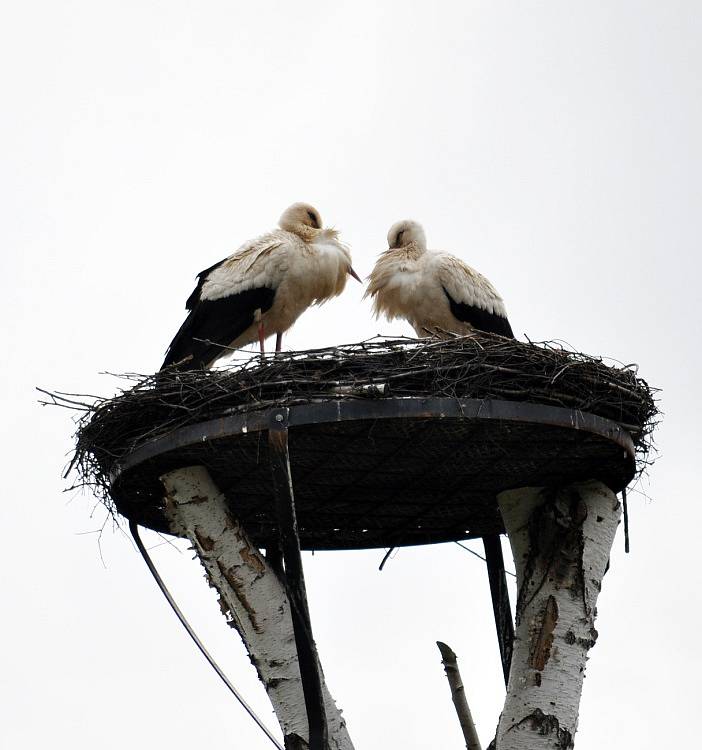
(2, 1, 701, 748)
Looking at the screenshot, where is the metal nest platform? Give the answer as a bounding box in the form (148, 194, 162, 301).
(60, 335, 657, 551)
(112, 397, 633, 549)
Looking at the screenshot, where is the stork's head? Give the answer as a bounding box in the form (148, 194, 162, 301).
(387, 220, 427, 251)
(279, 202, 362, 283)
(279, 202, 323, 236)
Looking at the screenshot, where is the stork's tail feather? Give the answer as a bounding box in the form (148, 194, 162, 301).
(160, 287, 277, 373)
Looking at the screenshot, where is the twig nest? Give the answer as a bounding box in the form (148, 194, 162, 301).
(49, 334, 658, 549)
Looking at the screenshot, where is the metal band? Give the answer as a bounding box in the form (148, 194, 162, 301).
(111, 397, 635, 485)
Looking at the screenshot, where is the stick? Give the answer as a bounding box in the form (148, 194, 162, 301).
(436, 641, 482, 750)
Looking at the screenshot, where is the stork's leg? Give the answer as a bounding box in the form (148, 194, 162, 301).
(258, 321, 266, 355)
(275, 332, 283, 353)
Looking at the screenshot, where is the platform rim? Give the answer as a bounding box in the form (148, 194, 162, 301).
(110, 396, 635, 488)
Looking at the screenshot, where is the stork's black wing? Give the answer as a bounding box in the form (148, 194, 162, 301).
(185, 258, 228, 311)
(161, 287, 276, 370)
(443, 287, 514, 338)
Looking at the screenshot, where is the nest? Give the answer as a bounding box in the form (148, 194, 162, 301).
(50, 334, 658, 519)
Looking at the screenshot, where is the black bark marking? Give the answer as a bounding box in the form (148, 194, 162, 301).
(216, 559, 262, 633)
(515, 488, 590, 626)
(194, 529, 215, 551)
(510, 709, 574, 749)
(284, 733, 308, 750)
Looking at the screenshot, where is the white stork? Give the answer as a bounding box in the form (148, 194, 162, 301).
(161, 202, 360, 370)
(365, 219, 514, 338)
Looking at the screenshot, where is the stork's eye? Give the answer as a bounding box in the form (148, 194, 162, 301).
(307, 211, 318, 228)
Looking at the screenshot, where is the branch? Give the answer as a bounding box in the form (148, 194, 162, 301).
(437, 641, 482, 750)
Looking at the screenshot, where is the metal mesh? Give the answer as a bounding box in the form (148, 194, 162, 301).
(113, 415, 632, 550)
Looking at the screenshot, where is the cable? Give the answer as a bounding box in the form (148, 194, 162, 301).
(455, 540, 517, 578)
(129, 520, 284, 750)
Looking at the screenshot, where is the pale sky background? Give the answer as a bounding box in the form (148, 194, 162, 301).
(2, 2, 701, 748)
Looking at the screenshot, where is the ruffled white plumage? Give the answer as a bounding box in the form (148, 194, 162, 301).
(162, 204, 357, 369)
(366, 220, 512, 338)
(434, 254, 508, 318)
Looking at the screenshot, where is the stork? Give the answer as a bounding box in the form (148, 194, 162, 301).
(365, 219, 514, 338)
(161, 203, 360, 370)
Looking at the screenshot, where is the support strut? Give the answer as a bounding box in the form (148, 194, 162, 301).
(482, 534, 514, 687)
(268, 410, 328, 750)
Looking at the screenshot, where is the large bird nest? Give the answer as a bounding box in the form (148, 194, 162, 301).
(48, 334, 658, 518)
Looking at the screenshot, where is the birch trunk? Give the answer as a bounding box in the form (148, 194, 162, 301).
(161, 465, 354, 750)
(494, 480, 621, 750)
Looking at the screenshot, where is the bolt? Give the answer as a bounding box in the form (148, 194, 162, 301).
(275, 414, 284, 422)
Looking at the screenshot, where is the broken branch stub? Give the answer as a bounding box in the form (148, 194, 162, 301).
(495, 480, 621, 750)
(437, 641, 482, 750)
(161, 465, 353, 750)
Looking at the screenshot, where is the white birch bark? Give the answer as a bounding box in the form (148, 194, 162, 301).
(495, 480, 621, 750)
(161, 465, 354, 750)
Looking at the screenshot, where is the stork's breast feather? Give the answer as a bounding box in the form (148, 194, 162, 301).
(367, 255, 426, 320)
(300, 239, 351, 302)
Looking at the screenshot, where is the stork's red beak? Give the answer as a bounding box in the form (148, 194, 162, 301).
(348, 266, 362, 283)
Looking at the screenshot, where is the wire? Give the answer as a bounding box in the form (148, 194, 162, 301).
(129, 521, 284, 750)
(454, 540, 517, 578)
(378, 546, 396, 571)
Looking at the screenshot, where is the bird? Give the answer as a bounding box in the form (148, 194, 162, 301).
(365, 219, 513, 339)
(161, 202, 360, 370)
